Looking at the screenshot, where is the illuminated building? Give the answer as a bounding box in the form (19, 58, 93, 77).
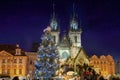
(115, 59, 120, 74)
(49, 4, 116, 77)
(25, 52, 37, 79)
(90, 55, 115, 76)
(0, 4, 116, 79)
(49, 3, 89, 66)
(0, 44, 27, 78)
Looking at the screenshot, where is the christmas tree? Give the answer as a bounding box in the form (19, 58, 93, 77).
(34, 26, 59, 79)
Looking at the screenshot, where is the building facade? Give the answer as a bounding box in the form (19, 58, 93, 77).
(25, 52, 37, 79)
(115, 59, 120, 74)
(90, 55, 115, 76)
(0, 44, 27, 79)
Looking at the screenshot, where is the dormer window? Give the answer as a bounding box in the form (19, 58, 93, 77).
(15, 44, 21, 55)
(16, 49, 21, 54)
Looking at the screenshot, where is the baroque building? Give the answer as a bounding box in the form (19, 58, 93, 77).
(90, 55, 115, 76)
(0, 44, 37, 79)
(0, 44, 27, 79)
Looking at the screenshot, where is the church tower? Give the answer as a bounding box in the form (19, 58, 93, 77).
(50, 3, 60, 45)
(69, 4, 82, 48)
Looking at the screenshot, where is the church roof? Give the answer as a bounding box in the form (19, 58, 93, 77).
(0, 44, 26, 56)
(59, 34, 70, 47)
(74, 47, 89, 60)
(65, 47, 89, 65)
(74, 47, 89, 65)
(0, 44, 16, 52)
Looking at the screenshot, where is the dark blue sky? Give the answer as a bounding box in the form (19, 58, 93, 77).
(0, 0, 120, 60)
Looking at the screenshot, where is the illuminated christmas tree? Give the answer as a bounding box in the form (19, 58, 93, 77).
(34, 26, 59, 80)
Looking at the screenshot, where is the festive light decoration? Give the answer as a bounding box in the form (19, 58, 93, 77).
(34, 26, 59, 80)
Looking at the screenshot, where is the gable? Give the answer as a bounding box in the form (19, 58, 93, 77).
(59, 35, 70, 47)
(0, 50, 13, 57)
(75, 48, 89, 65)
(75, 48, 88, 59)
(78, 49, 87, 58)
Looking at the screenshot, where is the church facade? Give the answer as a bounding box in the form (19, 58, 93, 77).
(49, 6, 89, 67)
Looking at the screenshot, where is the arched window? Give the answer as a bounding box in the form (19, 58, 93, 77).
(62, 52, 69, 59)
(74, 36, 77, 43)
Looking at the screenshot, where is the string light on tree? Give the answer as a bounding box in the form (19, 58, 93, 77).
(34, 26, 59, 80)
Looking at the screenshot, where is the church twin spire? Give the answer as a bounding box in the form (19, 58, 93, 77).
(50, 3, 81, 32)
(50, 3, 58, 31)
(70, 3, 79, 31)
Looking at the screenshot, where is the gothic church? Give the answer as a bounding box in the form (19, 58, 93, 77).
(49, 4, 89, 66)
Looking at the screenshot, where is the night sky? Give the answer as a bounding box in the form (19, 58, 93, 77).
(0, 0, 120, 60)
